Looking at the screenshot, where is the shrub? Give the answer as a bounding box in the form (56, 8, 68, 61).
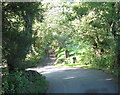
(2, 70, 48, 94)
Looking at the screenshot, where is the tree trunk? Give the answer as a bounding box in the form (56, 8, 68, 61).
(7, 60, 15, 72)
(115, 2, 120, 66)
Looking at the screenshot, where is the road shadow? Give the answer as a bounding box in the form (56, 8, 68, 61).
(26, 54, 118, 93)
(38, 54, 56, 67)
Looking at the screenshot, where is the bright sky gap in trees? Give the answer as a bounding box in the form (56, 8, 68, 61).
(1, 0, 120, 2)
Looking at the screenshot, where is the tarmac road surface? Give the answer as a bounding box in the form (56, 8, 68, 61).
(40, 66, 118, 93)
(26, 54, 118, 93)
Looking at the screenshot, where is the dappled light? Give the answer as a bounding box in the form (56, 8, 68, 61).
(64, 76, 76, 80)
(26, 65, 118, 93)
(2, 1, 120, 94)
(26, 66, 79, 74)
(105, 78, 114, 81)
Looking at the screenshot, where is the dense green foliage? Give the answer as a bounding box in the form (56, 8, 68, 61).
(2, 1, 120, 94)
(2, 2, 44, 71)
(41, 2, 120, 76)
(2, 70, 48, 93)
(2, 2, 48, 94)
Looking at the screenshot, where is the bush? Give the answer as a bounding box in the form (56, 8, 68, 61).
(2, 70, 48, 94)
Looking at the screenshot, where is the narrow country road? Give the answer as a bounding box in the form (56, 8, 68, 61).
(27, 54, 118, 93)
(43, 66, 118, 93)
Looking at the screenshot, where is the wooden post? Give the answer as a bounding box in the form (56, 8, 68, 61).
(65, 50, 69, 58)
